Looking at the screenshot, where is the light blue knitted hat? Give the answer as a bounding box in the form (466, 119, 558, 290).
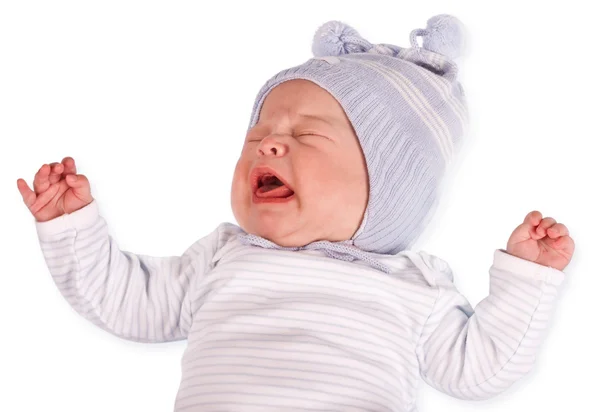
(238, 15, 469, 273)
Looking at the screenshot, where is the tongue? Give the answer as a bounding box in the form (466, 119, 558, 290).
(256, 184, 294, 198)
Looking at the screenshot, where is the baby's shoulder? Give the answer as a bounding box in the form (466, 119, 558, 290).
(204, 222, 245, 264)
(215, 221, 245, 239)
(211, 222, 245, 251)
(398, 250, 455, 287)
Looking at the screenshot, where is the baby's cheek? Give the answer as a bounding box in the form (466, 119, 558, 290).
(230, 163, 249, 216)
(342, 177, 368, 214)
(232, 158, 249, 187)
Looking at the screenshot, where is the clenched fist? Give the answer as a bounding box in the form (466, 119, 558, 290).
(506, 211, 574, 271)
(17, 157, 94, 222)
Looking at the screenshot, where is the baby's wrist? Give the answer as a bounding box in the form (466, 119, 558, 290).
(35, 199, 99, 238)
(493, 249, 565, 286)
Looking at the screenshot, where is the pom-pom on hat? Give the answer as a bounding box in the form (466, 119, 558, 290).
(238, 15, 470, 273)
(313, 14, 466, 60)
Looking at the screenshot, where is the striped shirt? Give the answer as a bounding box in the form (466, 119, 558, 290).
(35, 200, 566, 412)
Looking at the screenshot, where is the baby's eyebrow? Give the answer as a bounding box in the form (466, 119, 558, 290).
(298, 113, 336, 128)
(248, 114, 338, 138)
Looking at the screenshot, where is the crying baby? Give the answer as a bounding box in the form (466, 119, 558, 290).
(18, 14, 574, 412)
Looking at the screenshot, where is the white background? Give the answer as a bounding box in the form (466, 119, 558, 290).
(2, 0, 598, 411)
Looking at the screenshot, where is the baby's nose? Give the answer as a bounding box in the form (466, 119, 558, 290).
(256, 135, 288, 157)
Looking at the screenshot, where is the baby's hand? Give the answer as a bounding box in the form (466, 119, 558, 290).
(17, 157, 94, 222)
(506, 211, 574, 271)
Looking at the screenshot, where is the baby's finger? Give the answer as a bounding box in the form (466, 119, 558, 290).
(48, 162, 64, 185)
(547, 223, 569, 239)
(16, 178, 37, 209)
(33, 164, 51, 195)
(512, 222, 529, 238)
(29, 183, 60, 215)
(510, 221, 543, 241)
(536, 217, 557, 237)
(523, 210, 543, 227)
(61, 156, 77, 176)
(551, 235, 575, 253)
(65, 173, 92, 199)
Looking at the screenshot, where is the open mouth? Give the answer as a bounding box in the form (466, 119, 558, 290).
(256, 174, 294, 198)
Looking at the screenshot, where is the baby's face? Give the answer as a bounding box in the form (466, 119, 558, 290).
(231, 79, 369, 247)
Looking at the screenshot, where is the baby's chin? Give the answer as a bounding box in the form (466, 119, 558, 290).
(246, 215, 313, 248)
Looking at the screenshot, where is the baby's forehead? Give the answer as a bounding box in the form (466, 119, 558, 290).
(255, 80, 354, 132)
(261, 96, 349, 125)
(256, 107, 348, 133)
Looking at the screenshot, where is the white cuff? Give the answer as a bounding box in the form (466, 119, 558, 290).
(493, 249, 566, 286)
(35, 200, 100, 238)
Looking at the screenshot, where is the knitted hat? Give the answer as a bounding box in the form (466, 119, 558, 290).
(239, 15, 469, 261)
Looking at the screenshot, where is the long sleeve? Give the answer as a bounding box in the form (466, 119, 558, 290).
(35, 200, 228, 343)
(414, 249, 566, 400)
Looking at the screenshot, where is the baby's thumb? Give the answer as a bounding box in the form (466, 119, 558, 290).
(66, 174, 92, 199)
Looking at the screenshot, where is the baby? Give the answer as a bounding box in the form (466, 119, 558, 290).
(17, 15, 574, 412)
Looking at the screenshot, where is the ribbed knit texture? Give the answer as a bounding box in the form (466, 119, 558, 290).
(242, 15, 469, 257)
(35, 200, 566, 411)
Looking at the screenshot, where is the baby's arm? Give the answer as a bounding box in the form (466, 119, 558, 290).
(413, 250, 565, 400)
(35, 199, 226, 343)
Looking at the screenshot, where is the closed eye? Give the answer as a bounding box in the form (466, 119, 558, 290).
(244, 133, 330, 143)
(297, 133, 333, 142)
(297, 133, 326, 139)
(247, 134, 317, 141)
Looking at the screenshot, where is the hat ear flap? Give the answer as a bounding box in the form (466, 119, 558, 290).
(312, 21, 373, 57)
(410, 14, 467, 60)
